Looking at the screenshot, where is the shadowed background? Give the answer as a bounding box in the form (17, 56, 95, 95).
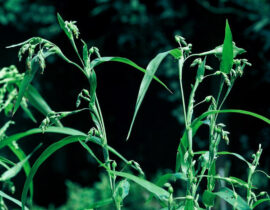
(0, 0, 270, 209)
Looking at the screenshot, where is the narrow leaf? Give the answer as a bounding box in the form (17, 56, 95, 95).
(214, 187, 251, 210)
(220, 20, 233, 74)
(109, 170, 170, 202)
(218, 151, 252, 167)
(57, 13, 72, 40)
(91, 56, 171, 93)
(21, 135, 87, 210)
(252, 198, 270, 209)
(87, 198, 113, 209)
(13, 62, 39, 115)
(0, 127, 86, 150)
(127, 49, 178, 139)
(0, 190, 29, 210)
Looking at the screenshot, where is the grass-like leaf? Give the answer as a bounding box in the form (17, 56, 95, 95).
(109, 170, 170, 202)
(217, 151, 252, 167)
(86, 198, 113, 209)
(13, 62, 39, 115)
(252, 198, 270, 209)
(21, 135, 87, 210)
(91, 56, 171, 93)
(0, 127, 86, 150)
(127, 49, 179, 139)
(194, 109, 270, 128)
(0, 190, 29, 210)
(214, 187, 251, 210)
(220, 20, 233, 74)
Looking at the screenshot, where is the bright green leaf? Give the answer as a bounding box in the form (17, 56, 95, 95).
(220, 20, 233, 74)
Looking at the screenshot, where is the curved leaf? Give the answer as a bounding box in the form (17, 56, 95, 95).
(127, 49, 180, 139)
(0, 127, 86, 150)
(217, 151, 251, 167)
(214, 187, 251, 210)
(193, 109, 270, 128)
(21, 135, 87, 210)
(91, 56, 171, 93)
(252, 198, 270, 209)
(0, 190, 29, 210)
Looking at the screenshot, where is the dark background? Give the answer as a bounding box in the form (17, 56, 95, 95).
(1, 0, 270, 208)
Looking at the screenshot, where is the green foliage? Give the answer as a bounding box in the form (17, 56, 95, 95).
(1, 13, 270, 210)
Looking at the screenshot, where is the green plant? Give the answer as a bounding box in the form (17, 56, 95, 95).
(0, 13, 270, 210)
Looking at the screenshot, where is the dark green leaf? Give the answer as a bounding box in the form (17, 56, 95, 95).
(20, 99, 37, 123)
(220, 20, 233, 74)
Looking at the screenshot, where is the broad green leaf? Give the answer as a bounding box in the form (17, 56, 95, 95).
(220, 20, 233, 74)
(90, 56, 171, 93)
(86, 198, 113, 209)
(0, 126, 86, 150)
(202, 190, 216, 208)
(176, 120, 204, 173)
(127, 49, 178, 139)
(252, 198, 270, 209)
(109, 170, 170, 202)
(0, 190, 29, 210)
(21, 135, 87, 210)
(218, 151, 251, 167)
(214, 187, 251, 210)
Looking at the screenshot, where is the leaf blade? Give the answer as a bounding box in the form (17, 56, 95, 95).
(220, 20, 233, 74)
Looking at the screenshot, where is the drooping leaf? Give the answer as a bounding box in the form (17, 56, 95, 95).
(109, 170, 170, 202)
(90, 56, 171, 93)
(0, 190, 29, 210)
(220, 20, 233, 74)
(252, 198, 270, 209)
(127, 49, 179, 139)
(193, 109, 270, 130)
(170, 48, 182, 59)
(0, 127, 86, 150)
(214, 187, 251, 210)
(217, 151, 251, 167)
(21, 135, 87, 210)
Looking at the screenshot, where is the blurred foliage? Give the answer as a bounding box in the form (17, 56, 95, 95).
(0, 0, 60, 38)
